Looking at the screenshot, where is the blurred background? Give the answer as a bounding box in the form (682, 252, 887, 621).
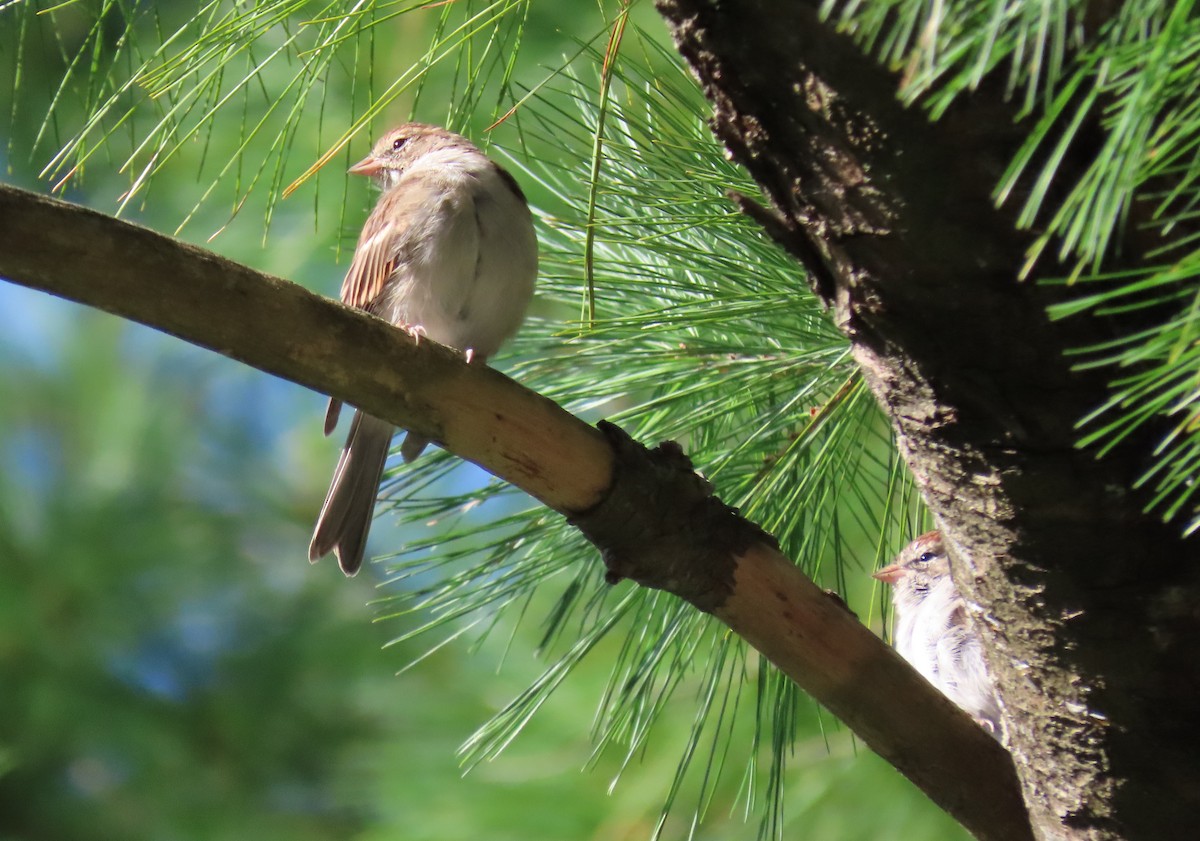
(0, 2, 968, 839)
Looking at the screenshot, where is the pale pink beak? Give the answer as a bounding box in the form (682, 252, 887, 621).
(347, 155, 382, 176)
(872, 563, 906, 585)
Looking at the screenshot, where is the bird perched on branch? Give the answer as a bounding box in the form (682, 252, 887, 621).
(874, 531, 1003, 737)
(309, 123, 537, 576)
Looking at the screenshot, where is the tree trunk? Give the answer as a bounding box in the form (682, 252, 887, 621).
(654, 1, 1200, 839)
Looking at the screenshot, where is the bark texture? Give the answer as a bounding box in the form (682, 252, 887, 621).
(654, 1, 1200, 839)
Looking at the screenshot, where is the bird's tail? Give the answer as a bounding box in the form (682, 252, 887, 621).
(309, 410, 393, 575)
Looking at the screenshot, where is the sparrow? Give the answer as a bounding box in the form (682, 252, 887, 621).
(308, 123, 538, 576)
(873, 531, 1003, 737)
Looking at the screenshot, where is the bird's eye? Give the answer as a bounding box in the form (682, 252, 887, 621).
(391, 137, 407, 151)
(917, 551, 937, 564)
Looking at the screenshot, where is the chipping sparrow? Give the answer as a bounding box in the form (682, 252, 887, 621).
(308, 123, 537, 575)
(874, 531, 1003, 737)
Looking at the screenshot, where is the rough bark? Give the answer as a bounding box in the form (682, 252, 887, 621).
(653, 1, 1200, 839)
(0, 182, 1032, 839)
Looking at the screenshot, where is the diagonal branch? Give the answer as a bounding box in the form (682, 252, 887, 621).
(0, 183, 1031, 839)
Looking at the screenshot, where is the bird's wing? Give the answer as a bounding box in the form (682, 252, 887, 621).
(324, 184, 429, 432)
(341, 186, 410, 310)
(936, 604, 972, 679)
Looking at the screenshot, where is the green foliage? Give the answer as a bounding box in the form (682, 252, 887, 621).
(375, 35, 931, 839)
(0, 1, 961, 839)
(825, 0, 1200, 531)
(0, 297, 395, 841)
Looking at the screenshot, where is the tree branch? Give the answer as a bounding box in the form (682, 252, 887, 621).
(0, 182, 1031, 839)
(653, 0, 1200, 837)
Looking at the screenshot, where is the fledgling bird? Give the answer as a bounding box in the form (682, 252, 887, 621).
(873, 531, 1003, 737)
(309, 123, 537, 576)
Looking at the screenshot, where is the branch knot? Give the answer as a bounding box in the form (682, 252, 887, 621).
(570, 420, 776, 613)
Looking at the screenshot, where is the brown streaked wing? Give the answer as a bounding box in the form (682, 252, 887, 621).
(339, 184, 424, 310)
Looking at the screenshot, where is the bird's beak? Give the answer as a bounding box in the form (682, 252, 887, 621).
(872, 563, 905, 585)
(348, 155, 382, 176)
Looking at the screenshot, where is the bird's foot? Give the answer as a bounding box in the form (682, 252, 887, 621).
(401, 323, 427, 344)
